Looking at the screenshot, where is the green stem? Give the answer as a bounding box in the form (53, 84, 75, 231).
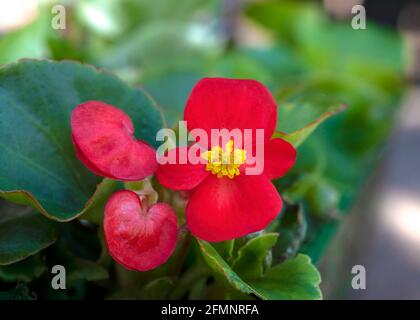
(172, 229, 192, 275)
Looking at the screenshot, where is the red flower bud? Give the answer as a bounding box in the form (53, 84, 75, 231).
(104, 190, 178, 271)
(71, 101, 157, 181)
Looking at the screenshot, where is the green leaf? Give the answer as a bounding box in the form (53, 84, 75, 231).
(0, 59, 163, 221)
(249, 254, 322, 300)
(197, 239, 255, 296)
(198, 240, 322, 300)
(274, 94, 346, 147)
(0, 284, 35, 300)
(0, 255, 46, 283)
(0, 203, 58, 265)
(232, 233, 278, 280)
(212, 240, 235, 261)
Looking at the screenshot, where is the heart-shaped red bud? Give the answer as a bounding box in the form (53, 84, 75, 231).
(104, 190, 178, 271)
(71, 101, 157, 181)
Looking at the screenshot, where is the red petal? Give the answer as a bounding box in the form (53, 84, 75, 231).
(104, 190, 178, 271)
(186, 174, 282, 242)
(71, 101, 157, 181)
(184, 78, 277, 146)
(155, 146, 209, 190)
(262, 138, 297, 180)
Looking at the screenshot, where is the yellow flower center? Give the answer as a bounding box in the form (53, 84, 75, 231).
(201, 140, 246, 179)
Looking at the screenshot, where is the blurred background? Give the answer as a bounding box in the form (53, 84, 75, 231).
(0, 0, 419, 299)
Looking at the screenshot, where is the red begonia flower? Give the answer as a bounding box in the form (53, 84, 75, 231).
(156, 78, 296, 242)
(71, 101, 157, 181)
(104, 190, 178, 271)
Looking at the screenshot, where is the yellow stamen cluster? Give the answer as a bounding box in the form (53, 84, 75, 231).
(201, 140, 246, 179)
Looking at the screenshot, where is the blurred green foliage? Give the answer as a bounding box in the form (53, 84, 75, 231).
(0, 0, 405, 299)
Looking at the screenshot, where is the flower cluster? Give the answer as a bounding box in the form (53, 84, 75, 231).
(71, 78, 296, 271)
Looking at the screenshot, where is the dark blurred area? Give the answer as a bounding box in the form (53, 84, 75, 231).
(365, 0, 417, 28)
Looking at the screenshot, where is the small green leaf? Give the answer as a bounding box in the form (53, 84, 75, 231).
(0, 59, 163, 221)
(0, 255, 46, 283)
(249, 254, 322, 300)
(274, 97, 346, 148)
(0, 204, 58, 265)
(198, 240, 322, 300)
(212, 240, 235, 261)
(197, 239, 255, 296)
(232, 233, 278, 280)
